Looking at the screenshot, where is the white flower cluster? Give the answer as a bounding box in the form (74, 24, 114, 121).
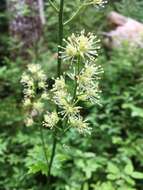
(21, 31, 103, 134)
(21, 64, 48, 126)
(50, 31, 103, 133)
(61, 30, 100, 61)
(77, 61, 103, 104)
(48, 75, 90, 133)
(51, 76, 81, 119)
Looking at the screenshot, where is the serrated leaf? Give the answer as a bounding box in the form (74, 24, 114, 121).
(28, 161, 48, 175)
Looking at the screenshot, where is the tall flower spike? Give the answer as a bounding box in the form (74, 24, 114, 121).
(61, 31, 100, 62)
(21, 63, 48, 126)
(27, 64, 47, 89)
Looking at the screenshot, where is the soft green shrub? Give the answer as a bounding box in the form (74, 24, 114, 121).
(1, 0, 143, 190)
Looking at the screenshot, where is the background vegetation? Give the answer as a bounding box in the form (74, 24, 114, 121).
(0, 0, 143, 189)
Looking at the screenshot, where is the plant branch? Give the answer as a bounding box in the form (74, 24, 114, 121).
(49, 0, 59, 13)
(64, 3, 92, 26)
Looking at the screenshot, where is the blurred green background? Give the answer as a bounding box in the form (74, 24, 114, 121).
(0, 0, 143, 189)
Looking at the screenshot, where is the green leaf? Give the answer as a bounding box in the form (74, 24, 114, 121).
(83, 182, 89, 190)
(107, 174, 118, 180)
(92, 182, 115, 190)
(122, 103, 143, 118)
(123, 175, 135, 186)
(124, 162, 134, 175)
(118, 186, 136, 190)
(131, 172, 143, 179)
(107, 162, 120, 174)
(101, 182, 115, 190)
(28, 161, 48, 175)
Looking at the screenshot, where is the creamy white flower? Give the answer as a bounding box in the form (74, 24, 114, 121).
(60, 34, 78, 61)
(81, 84, 101, 104)
(60, 103, 81, 118)
(51, 76, 80, 118)
(78, 31, 100, 59)
(37, 70, 47, 82)
(69, 116, 91, 134)
(41, 92, 49, 100)
(65, 44, 77, 58)
(53, 90, 68, 106)
(23, 98, 31, 107)
(25, 117, 34, 127)
(21, 73, 34, 87)
(77, 62, 103, 89)
(52, 76, 66, 91)
(38, 81, 47, 89)
(61, 31, 100, 61)
(33, 101, 44, 113)
(52, 76, 69, 107)
(73, 61, 103, 105)
(21, 63, 48, 100)
(23, 88, 34, 98)
(43, 111, 59, 129)
(28, 64, 41, 74)
(21, 73, 30, 84)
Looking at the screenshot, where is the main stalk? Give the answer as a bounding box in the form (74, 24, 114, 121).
(47, 0, 64, 187)
(57, 0, 64, 77)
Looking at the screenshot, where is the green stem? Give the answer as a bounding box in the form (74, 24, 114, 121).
(47, 0, 64, 186)
(58, 0, 64, 77)
(47, 133, 57, 183)
(64, 3, 92, 26)
(72, 80, 78, 103)
(39, 125, 49, 175)
(72, 57, 81, 102)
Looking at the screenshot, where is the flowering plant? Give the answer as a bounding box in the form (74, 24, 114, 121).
(21, 0, 106, 186)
